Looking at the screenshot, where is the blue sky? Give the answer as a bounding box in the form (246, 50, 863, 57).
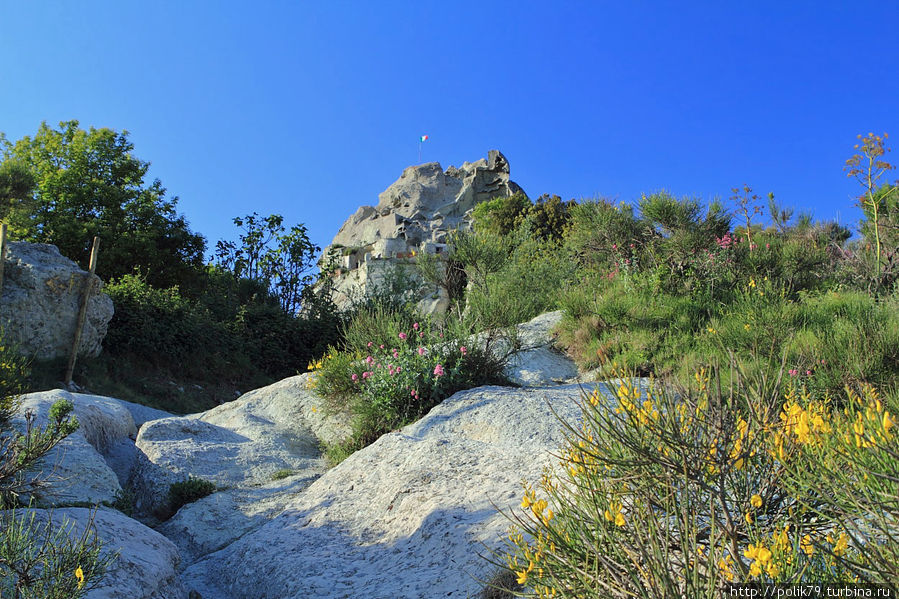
(1, 1, 897, 255)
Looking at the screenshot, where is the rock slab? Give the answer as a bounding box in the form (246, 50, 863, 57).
(10, 389, 140, 506)
(181, 383, 604, 599)
(130, 374, 349, 521)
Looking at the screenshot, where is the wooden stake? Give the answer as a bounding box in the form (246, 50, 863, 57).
(65, 237, 100, 385)
(0, 223, 7, 300)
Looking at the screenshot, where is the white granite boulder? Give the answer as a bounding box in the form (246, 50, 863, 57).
(491, 310, 580, 387)
(0, 241, 114, 360)
(130, 374, 350, 520)
(180, 383, 602, 599)
(10, 390, 139, 506)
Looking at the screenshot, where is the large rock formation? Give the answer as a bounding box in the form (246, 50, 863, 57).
(129, 375, 349, 521)
(323, 150, 525, 312)
(0, 242, 114, 360)
(180, 382, 598, 599)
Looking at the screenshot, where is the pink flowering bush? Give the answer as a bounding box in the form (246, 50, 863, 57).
(312, 320, 508, 461)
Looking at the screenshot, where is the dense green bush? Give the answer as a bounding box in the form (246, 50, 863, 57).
(94, 271, 342, 411)
(311, 319, 509, 461)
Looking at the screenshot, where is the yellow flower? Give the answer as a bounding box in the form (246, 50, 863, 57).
(765, 561, 780, 578)
(884, 411, 895, 434)
(833, 532, 849, 557)
(750, 494, 763, 508)
(800, 534, 814, 556)
(748, 278, 756, 288)
(744, 544, 759, 560)
(516, 569, 529, 585)
(744, 323, 751, 331)
(75, 566, 85, 589)
(749, 561, 762, 577)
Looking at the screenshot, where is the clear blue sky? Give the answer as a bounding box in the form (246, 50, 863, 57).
(2, 1, 897, 255)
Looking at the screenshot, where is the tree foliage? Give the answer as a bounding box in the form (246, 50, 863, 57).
(214, 213, 319, 314)
(0, 120, 206, 289)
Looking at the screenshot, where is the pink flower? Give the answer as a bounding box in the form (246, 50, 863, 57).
(411, 389, 418, 398)
(413, 322, 419, 330)
(399, 332, 408, 340)
(418, 347, 426, 356)
(392, 350, 399, 359)
(351, 374, 358, 382)
(788, 369, 799, 377)
(367, 342, 373, 347)
(366, 356, 374, 364)
(379, 344, 385, 349)
(460, 346, 467, 356)
(765, 243, 770, 249)
(362, 371, 371, 379)
(420, 332, 425, 338)
(433, 364, 445, 377)
(396, 366, 402, 373)
(612, 244, 618, 250)
(806, 370, 812, 376)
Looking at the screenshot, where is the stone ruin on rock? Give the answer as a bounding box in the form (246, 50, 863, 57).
(322, 150, 526, 313)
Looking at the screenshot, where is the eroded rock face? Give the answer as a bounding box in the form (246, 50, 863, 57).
(11, 390, 138, 506)
(506, 311, 580, 386)
(0, 242, 114, 360)
(180, 383, 604, 599)
(323, 151, 525, 311)
(130, 374, 349, 521)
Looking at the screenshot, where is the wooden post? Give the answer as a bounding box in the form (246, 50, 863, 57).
(0, 223, 7, 300)
(65, 237, 100, 386)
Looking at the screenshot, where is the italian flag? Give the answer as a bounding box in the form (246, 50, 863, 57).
(420, 135, 429, 142)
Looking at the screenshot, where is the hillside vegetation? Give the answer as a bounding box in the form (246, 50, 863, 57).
(1, 122, 898, 594)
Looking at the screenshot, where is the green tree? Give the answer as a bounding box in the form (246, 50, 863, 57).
(215, 213, 319, 314)
(0, 120, 206, 289)
(0, 158, 36, 223)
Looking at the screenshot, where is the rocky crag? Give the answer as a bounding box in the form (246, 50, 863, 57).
(323, 150, 525, 313)
(5, 311, 596, 599)
(0, 241, 114, 360)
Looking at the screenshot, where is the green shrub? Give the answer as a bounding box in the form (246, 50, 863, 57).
(466, 236, 577, 330)
(471, 193, 532, 237)
(312, 319, 509, 460)
(270, 469, 293, 481)
(0, 328, 112, 597)
(497, 368, 897, 597)
(168, 477, 217, 513)
(0, 332, 30, 425)
(0, 508, 115, 598)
